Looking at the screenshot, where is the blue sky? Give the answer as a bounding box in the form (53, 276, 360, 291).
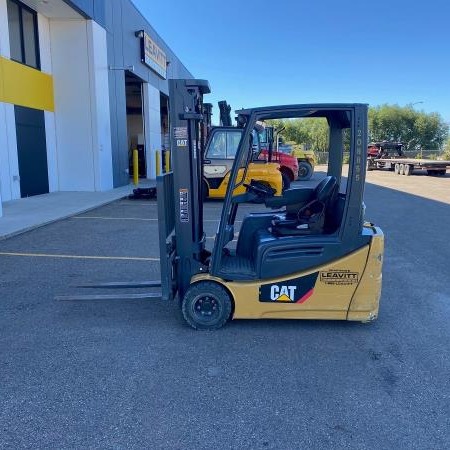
(133, 0, 450, 123)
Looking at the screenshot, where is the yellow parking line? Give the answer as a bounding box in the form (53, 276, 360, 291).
(0, 252, 159, 261)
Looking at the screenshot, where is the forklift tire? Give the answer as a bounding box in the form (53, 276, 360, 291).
(399, 164, 405, 175)
(181, 281, 232, 330)
(394, 163, 400, 174)
(404, 164, 413, 176)
(297, 161, 313, 181)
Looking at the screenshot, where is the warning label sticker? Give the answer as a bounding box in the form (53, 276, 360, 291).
(174, 127, 188, 148)
(174, 127, 188, 139)
(179, 189, 189, 223)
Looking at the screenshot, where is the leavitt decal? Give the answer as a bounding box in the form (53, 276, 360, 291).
(320, 269, 359, 285)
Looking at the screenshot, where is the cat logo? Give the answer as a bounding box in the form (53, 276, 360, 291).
(259, 272, 319, 304)
(270, 285, 297, 302)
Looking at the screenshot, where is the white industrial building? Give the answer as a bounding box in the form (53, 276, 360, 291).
(0, 0, 192, 217)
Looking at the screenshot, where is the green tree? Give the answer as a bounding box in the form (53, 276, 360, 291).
(443, 137, 450, 159)
(268, 118, 329, 152)
(268, 105, 448, 153)
(368, 105, 448, 150)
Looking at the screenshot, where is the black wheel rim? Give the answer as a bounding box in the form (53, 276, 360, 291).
(191, 294, 221, 324)
(298, 166, 307, 177)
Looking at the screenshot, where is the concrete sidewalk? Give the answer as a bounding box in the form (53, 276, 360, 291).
(0, 182, 152, 240)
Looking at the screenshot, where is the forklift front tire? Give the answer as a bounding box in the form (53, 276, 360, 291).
(182, 281, 233, 330)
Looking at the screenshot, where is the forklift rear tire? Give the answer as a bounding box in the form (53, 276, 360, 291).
(394, 163, 400, 174)
(181, 281, 232, 330)
(297, 161, 313, 181)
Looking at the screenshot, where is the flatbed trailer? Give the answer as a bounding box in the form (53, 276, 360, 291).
(367, 157, 450, 176)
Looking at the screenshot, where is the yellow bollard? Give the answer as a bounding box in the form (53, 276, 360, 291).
(156, 150, 161, 176)
(165, 150, 171, 172)
(133, 149, 139, 185)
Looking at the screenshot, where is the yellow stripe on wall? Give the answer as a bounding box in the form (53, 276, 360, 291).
(0, 57, 54, 112)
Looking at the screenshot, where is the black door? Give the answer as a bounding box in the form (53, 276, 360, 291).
(15, 106, 49, 197)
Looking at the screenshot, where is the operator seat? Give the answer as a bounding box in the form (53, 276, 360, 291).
(271, 176, 338, 235)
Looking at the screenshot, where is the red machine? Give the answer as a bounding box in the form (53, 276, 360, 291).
(259, 148, 299, 188)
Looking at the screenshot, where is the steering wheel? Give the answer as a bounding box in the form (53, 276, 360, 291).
(243, 182, 275, 198)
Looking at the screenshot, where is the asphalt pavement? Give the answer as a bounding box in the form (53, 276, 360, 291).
(0, 169, 449, 449)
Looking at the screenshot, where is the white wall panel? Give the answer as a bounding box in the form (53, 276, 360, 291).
(37, 13, 59, 193)
(0, 0, 10, 58)
(37, 13, 52, 73)
(0, 0, 9, 214)
(0, 103, 6, 216)
(0, 102, 20, 202)
(50, 19, 113, 192)
(0, 1, 20, 210)
(50, 20, 95, 191)
(86, 20, 113, 191)
(142, 83, 161, 179)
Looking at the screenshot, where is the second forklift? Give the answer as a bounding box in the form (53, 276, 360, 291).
(202, 101, 284, 199)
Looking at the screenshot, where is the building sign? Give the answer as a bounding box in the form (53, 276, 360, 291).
(140, 32, 167, 79)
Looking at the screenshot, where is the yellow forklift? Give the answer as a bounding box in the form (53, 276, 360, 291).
(202, 124, 283, 198)
(60, 79, 384, 331)
(202, 101, 283, 199)
(158, 79, 384, 329)
(290, 144, 316, 180)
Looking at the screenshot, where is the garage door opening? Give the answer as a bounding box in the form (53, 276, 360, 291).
(125, 71, 146, 178)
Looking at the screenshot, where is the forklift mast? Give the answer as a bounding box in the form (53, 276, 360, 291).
(218, 100, 233, 126)
(157, 79, 211, 301)
(265, 126, 274, 162)
(202, 102, 213, 144)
